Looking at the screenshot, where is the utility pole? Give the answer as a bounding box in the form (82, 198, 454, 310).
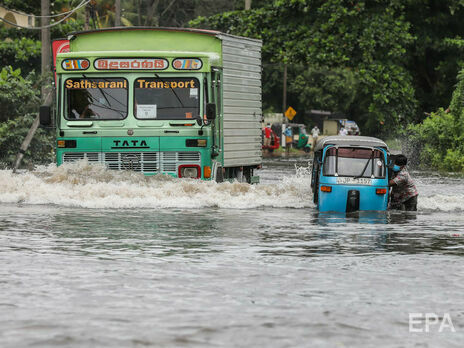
(137, 0, 142, 26)
(282, 63, 287, 116)
(282, 63, 287, 151)
(115, 0, 121, 27)
(85, 2, 90, 30)
(41, 0, 51, 102)
(245, 0, 252, 10)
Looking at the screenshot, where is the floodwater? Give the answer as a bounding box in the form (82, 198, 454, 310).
(0, 159, 463, 347)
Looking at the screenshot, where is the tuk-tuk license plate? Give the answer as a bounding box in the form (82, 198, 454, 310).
(336, 177, 372, 185)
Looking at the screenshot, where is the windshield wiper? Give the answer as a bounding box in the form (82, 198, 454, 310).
(82, 74, 111, 107)
(97, 77, 128, 107)
(154, 73, 185, 109)
(86, 94, 126, 117)
(354, 149, 374, 179)
(78, 75, 127, 118)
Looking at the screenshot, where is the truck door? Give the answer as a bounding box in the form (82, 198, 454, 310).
(211, 69, 222, 160)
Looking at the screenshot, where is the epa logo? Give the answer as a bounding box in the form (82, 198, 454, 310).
(409, 313, 456, 333)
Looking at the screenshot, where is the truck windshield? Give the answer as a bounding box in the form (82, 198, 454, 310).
(323, 147, 385, 178)
(65, 78, 128, 120)
(134, 77, 200, 120)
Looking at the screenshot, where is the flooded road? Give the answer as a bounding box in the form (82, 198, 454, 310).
(0, 159, 463, 347)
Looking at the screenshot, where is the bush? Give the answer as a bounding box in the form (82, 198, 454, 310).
(0, 66, 54, 169)
(0, 114, 55, 169)
(0, 66, 40, 122)
(0, 38, 41, 75)
(408, 70, 464, 172)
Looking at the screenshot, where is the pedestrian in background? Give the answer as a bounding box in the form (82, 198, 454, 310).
(264, 123, 272, 148)
(311, 125, 320, 148)
(284, 126, 292, 148)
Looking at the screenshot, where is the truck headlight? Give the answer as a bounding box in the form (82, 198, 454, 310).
(178, 165, 201, 179)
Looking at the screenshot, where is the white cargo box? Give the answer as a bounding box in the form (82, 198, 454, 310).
(218, 34, 262, 167)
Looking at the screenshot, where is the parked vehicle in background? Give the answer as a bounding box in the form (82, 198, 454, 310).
(322, 119, 360, 136)
(286, 123, 311, 151)
(261, 127, 280, 152)
(343, 120, 361, 135)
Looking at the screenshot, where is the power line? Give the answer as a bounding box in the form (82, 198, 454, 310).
(0, 0, 87, 18)
(0, 0, 90, 29)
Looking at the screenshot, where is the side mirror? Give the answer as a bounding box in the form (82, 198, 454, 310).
(206, 103, 216, 121)
(39, 105, 52, 126)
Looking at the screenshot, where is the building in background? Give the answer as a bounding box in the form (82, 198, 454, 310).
(0, 6, 35, 28)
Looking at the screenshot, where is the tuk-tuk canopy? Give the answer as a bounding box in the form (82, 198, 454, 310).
(314, 135, 388, 152)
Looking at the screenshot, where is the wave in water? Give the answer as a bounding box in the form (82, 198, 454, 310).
(418, 194, 464, 212)
(0, 161, 312, 209)
(1, 161, 461, 211)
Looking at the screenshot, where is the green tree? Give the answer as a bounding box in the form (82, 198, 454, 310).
(190, 0, 417, 135)
(0, 114, 55, 168)
(289, 66, 358, 115)
(408, 69, 464, 172)
(0, 66, 39, 122)
(404, 0, 464, 120)
(0, 66, 54, 168)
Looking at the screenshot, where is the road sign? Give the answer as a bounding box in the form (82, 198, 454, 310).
(285, 106, 297, 120)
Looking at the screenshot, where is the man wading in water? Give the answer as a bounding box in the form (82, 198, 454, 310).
(389, 154, 419, 211)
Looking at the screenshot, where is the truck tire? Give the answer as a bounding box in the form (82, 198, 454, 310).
(215, 167, 224, 183)
(243, 167, 252, 184)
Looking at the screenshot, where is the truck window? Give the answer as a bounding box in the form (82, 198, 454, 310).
(65, 78, 128, 120)
(134, 77, 200, 120)
(323, 147, 385, 178)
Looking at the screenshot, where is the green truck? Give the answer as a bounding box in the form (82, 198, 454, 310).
(40, 27, 262, 183)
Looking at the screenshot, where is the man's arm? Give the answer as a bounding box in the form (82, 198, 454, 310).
(390, 171, 406, 187)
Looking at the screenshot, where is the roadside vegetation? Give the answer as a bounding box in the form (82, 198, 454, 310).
(0, 0, 463, 171)
(407, 71, 464, 172)
(0, 66, 54, 168)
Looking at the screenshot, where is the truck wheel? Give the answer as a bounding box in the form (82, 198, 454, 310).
(243, 167, 252, 184)
(215, 167, 224, 183)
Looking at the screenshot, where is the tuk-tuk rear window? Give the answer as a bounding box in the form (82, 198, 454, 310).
(326, 147, 383, 159)
(323, 147, 385, 178)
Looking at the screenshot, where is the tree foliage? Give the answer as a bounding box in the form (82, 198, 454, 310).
(408, 69, 464, 172)
(0, 68, 54, 168)
(0, 36, 41, 75)
(0, 66, 40, 122)
(190, 0, 417, 134)
(0, 114, 55, 169)
(289, 66, 358, 114)
(403, 0, 464, 119)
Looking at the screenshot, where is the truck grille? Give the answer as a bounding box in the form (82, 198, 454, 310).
(63, 152, 100, 163)
(62, 151, 200, 174)
(161, 152, 200, 172)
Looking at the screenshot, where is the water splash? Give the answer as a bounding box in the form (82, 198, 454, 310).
(418, 194, 464, 212)
(0, 161, 313, 209)
(1, 161, 461, 211)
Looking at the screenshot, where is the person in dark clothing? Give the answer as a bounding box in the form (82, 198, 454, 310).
(389, 154, 419, 211)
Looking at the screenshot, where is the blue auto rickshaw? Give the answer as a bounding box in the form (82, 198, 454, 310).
(311, 136, 391, 212)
